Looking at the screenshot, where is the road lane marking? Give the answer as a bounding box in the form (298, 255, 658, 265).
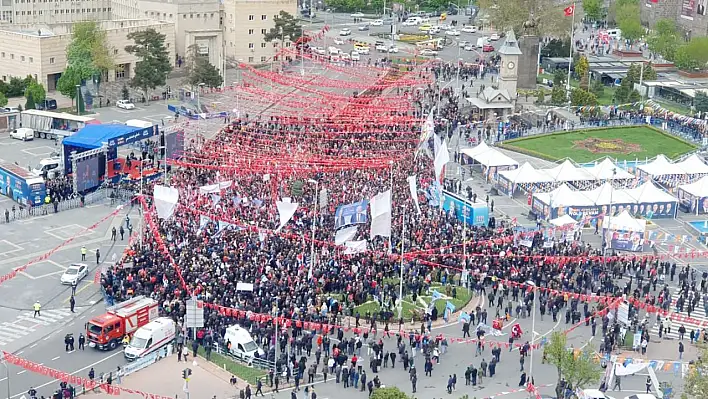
(51, 356, 60, 361)
(16, 371, 25, 375)
(29, 343, 37, 348)
(16, 351, 23, 355)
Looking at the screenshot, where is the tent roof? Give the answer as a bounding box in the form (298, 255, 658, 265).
(62, 124, 145, 150)
(534, 183, 595, 207)
(542, 160, 595, 182)
(584, 182, 639, 206)
(498, 162, 553, 184)
(472, 148, 520, 167)
(678, 175, 708, 197)
(603, 209, 646, 231)
(460, 142, 491, 158)
(586, 158, 635, 180)
(637, 154, 686, 177)
(549, 214, 579, 227)
(626, 181, 678, 203)
(674, 154, 708, 175)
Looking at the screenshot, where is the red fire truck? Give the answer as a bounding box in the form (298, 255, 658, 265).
(86, 296, 159, 350)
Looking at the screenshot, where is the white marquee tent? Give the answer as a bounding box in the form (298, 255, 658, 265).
(585, 158, 636, 180)
(473, 148, 520, 168)
(498, 162, 554, 184)
(637, 155, 686, 177)
(541, 160, 595, 182)
(534, 183, 596, 208)
(549, 214, 580, 227)
(626, 181, 680, 203)
(583, 182, 639, 206)
(679, 175, 708, 197)
(674, 154, 708, 175)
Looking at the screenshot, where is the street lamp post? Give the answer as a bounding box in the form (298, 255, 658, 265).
(138, 158, 148, 247)
(307, 179, 318, 279)
(196, 82, 205, 113)
(398, 206, 407, 320)
(527, 280, 538, 380)
(75, 84, 81, 116)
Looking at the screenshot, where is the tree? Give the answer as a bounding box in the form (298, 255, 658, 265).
(264, 11, 303, 46)
(616, 2, 644, 43)
(576, 55, 590, 90)
(370, 387, 410, 399)
(122, 85, 130, 100)
(583, 0, 604, 21)
(24, 91, 35, 110)
(0, 92, 7, 108)
(478, 0, 580, 37)
(59, 21, 117, 97)
(686, 344, 708, 397)
(6, 77, 26, 97)
(545, 332, 603, 399)
(647, 19, 680, 61)
(184, 44, 223, 89)
(25, 79, 46, 106)
(536, 87, 547, 104)
(673, 37, 708, 71)
(124, 28, 172, 103)
(571, 88, 598, 106)
(551, 85, 568, 105)
(591, 79, 605, 98)
(695, 92, 708, 113)
(541, 39, 571, 58)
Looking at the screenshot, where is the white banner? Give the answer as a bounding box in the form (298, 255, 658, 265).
(236, 282, 254, 292)
(335, 226, 358, 245)
(407, 175, 421, 215)
(153, 185, 179, 220)
(370, 190, 392, 238)
(343, 240, 368, 254)
(275, 201, 299, 232)
(199, 180, 233, 194)
(434, 138, 450, 182)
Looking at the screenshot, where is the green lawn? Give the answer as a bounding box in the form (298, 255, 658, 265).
(537, 73, 616, 105)
(354, 283, 473, 322)
(503, 126, 697, 163)
(197, 346, 267, 386)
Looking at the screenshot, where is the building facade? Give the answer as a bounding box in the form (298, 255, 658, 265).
(0, 0, 112, 24)
(222, 0, 297, 64)
(641, 0, 708, 38)
(0, 19, 175, 90)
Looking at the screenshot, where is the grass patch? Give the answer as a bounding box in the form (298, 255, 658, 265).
(354, 284, 473, 322)
(197, 346, 267, 385)
(502, 126, 697, 163)
(651, 99, 692, 116)
(537, 73, 616, 105)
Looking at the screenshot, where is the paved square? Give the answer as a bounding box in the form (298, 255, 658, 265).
(19, 259, 66, 280)
(21, 145, 56, 157)
(44, 224, 95, 240)
(0, 240, 23, 256)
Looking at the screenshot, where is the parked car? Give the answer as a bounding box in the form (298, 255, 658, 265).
(358, 24, 370, 31)
(61, 263, 89, 285)
(464, 44, 474, 51)
(461, 25, 477, 33)
(420, 49, 438, 56)
(429, 26, 441, 34)
(10, 128, 34, 141)
(351, 51, 361, 61)
(458, 40, 470, 47)
(490, 32, 500, 40)
(375, 42, 388, 52)
(339, 28, 352, 36)
(355, 45, 370, 54)
(446, 29, 460, 36)
(351, 12, 364, 18)
(419, 24, 432, 32)
(388, 45, 399, 53)
(371, 19, 383, 26)
(116, 99, 135, 110)
(334, 38, 345, 45)
(483, 44, 495, 52)
(313, 47, 326, 55)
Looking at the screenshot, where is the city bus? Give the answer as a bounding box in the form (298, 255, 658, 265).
(0, 161, 46, 206)
(20, 109, 100, 140)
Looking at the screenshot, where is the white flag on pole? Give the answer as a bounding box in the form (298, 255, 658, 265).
(335, 226, 358, 245)
(434, 138, 450, 182)
(154, 185, 179, 220)
(407, 175, 421, 215)
(343, 240, 368, 254)
(370, 190, 392, 238)
(275, 201, 299, 232)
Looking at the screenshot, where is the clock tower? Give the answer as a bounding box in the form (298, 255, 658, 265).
(497, 30, 522, 99)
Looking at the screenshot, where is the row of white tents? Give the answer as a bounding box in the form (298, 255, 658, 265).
(499, 158, 636, 187)
(535, 181, 678, 208)
(460, 141, 519, 169)
(637, 154, 708, 179)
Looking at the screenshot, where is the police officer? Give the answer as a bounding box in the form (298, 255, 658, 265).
(78, 333, 86, 350)
(95, 248, 101, 264)
(33, 300, 41, 317)
(111, 227, 117, 241)
(81, 246, 87, 261)
(70, 295, 76, 313)
(119, 225, 125, 240)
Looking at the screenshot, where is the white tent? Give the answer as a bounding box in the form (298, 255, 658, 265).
(460, 142, 491, 159)
(584, 182, 639, 206)
(534, 183, 595, 208)
(678, 175, 708, 197)
(498, 162, 554, 184)
(549, 214, 579, 227)
(637, 155, 685, 177)
(586, 158, 635, 180)
(542, 160, 595, 182)
(626, 181, 679, 203)
(602, 209, 647, 231)
(473, 148, 520, 168)
(674, 154, 708, 175)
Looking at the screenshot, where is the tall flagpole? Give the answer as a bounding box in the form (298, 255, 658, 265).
(566, 2, 576, 111)
(398, 206, 407, 320)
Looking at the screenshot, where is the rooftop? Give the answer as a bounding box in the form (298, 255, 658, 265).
(0, 19, 172, 37)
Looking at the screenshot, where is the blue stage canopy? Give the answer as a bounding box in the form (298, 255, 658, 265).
(62, 124, 158, 150)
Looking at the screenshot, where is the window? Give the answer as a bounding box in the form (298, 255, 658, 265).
(113, 49, 118, 55)
(260, 43, 266, 48)
(248, 43, 254, 49)
(285, 42, 291, 47)
(183, 14, 186, 19)
(273, 42, 278, 47)
(196, 14, 200, 17)
(260, 56, 266, 62)
(20, 56, 24, 61)
(1, 52, 4, 58)
(29, 57, 33, 63)
(261, 14, 266, 20)
(248, 14, 253, 20)
(248, 56, 254, 62)
(248, 28, 253, 34)
(261, 28, 266, 34)
(190, 13, 193, 18)
(116, 68, 125, 78)
(10, 54, 13, 59)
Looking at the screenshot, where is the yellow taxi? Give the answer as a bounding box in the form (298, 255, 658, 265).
(419, 24, 433, 32)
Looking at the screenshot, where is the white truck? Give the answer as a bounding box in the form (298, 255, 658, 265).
(20, 109, 98, 140)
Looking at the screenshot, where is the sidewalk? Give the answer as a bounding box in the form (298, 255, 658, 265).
(88, 354, 242, 399)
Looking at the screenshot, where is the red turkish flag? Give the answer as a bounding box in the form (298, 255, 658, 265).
(564, 5, 575, 16)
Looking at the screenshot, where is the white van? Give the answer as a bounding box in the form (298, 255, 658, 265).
(403, 17, 423, 26)
(10, 127, 34, 141)
(126, 119, 155, 129)
(223, 325, 265, 362)
(577, 389, 617, 399)
(607, 29, 622, 40)
(124, 317, 175, 361)
(32, 157, 62, 178)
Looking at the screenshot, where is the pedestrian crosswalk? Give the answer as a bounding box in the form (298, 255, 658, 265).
(650, 292, 708, 340)
(0, 308, 83, 346)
